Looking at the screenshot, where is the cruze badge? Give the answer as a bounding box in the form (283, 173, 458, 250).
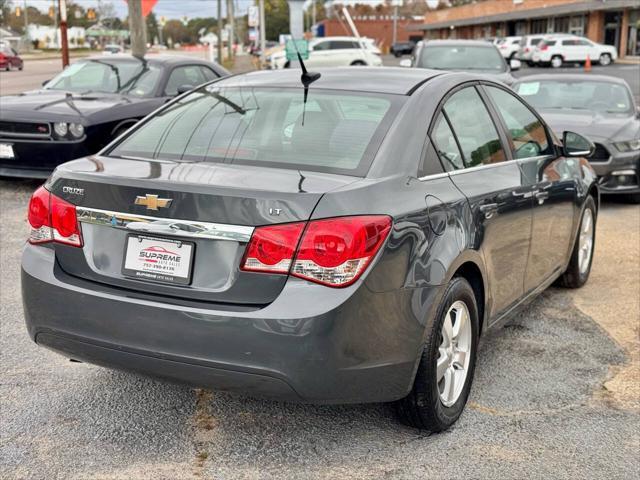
(62, 186, 84, 195)
(134, 194, 173, 211)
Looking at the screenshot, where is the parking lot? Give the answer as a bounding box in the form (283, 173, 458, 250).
(1, 56, 639, 479)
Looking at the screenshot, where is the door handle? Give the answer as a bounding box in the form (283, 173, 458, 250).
(535, 190, 550, 204)
(479, 203, 499, 219)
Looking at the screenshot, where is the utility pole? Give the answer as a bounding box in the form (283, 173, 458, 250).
(58, 0, 69, 67)
(392, 3, 398, 46)
(217, 0, 223, 63)
(259, 0, 266, 66)
(312, 1, 316, 34)
(23, 0, 29, 33)
(227, 0, 234, 59)
(128, 0, 146, 59)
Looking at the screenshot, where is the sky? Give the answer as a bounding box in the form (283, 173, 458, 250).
(21, 0, 387, 20)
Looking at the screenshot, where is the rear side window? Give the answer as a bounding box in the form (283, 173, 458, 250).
(443, 87, 506, 167)
(431, 114, 463, 171)
(109, 86, 402, 176)
(165, 65, 207, 96)
(485, 86, 551, 159)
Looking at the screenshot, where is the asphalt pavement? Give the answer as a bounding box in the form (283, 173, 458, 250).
(1, 53, 639, 480)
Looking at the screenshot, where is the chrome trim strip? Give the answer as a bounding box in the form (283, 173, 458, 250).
(76, 207, 254, 242)
(417, 155, 554, 182)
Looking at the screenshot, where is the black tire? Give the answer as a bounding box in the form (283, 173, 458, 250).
(527, 61, 534, 67)
(395, 277, 479, 431)
(394, 52, 402, 58)
(557, 196, 597, 288)
(626, 193, 640, 204)
(599, 53, 612, 66)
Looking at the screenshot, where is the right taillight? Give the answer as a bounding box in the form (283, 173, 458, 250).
(27, 186, 83, 247)
(241, 215, 391, 288)
(540, 44, 548, 51)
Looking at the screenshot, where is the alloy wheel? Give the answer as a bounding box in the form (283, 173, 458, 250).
(578, 208, 594, 274)
(551, 56, 563, 68)
(600, 54, 611, 66)
(437, 300, 472, 407)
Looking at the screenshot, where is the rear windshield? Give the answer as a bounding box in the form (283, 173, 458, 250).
(109, 86, 403, 176)
(417, 45, 506, 72)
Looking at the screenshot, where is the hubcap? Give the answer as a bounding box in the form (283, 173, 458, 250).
(552, 57, 562, 68)
(437, 300, 472, 407)
(578, 208, 594, 274)
(601, 55, 610, 65)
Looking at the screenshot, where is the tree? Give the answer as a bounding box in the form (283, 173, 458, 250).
(264, 0, 289, 41)
(146, 11, 160, 44)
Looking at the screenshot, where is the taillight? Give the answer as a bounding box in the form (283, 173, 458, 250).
(525, 47, 530, 53)
(27, 186, 82, 247)
(540, 44, 548, 51)
(241, 222, 305, 273)
(241, 215, 392, 288)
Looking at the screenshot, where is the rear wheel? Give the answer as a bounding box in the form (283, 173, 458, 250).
(4, 64, 10, 71)
(599, 53, 612, 66)
(557, 196, 596, 288)
(551, 55, 563, 68)
(395, 277, 479, 431)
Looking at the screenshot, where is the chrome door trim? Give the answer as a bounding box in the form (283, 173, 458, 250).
(76, 207, 254, 242)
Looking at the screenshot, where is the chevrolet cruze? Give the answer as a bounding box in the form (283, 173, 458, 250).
(22, 67, 599, 431)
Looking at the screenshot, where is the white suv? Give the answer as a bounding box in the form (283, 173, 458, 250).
(496, 36, 521, 60)
(531, 35, 617, 68)
(269, 37, 382, 70)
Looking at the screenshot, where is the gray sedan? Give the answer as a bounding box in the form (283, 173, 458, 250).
(513, 74, 640, 202)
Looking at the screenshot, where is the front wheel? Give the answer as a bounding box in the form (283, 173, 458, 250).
(557, 196, 596, 288)
(395, 277, 479, 431)
(599, 53, 612, 66)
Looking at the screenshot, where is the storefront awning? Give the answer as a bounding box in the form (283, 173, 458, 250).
(409, 0, 639, 31)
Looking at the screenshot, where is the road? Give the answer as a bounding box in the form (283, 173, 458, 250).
(1, 54, 639, 479)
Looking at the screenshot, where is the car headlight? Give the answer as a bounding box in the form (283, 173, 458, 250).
(68, 123, 84, 138)
(613, 139, 640, 152)
(53, 122, 68, 137)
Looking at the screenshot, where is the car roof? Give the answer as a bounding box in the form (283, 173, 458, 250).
(423, 39, 496, 47)
(215, 67, 443, 95)
(82, 54, 213, 65)
(513, 73, 629, 86)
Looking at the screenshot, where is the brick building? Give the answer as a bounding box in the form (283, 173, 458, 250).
(409, 0, 639, 59)
(321, 16, 424, 50)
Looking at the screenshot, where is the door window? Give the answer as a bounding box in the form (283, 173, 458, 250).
(312, 41, 330, 51)
(165, 65, 206, 96)
(485, 86, 551, 159)
(443, 87, 506, 167)
(329, 41, 359, 50)
(431, 114, 464, 171)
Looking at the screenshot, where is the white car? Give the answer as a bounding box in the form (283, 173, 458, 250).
(496, 36, 521, 59)
(515, 34, 545, 65)
(269, 36, 382, 70)
(531, 35, 617, 68)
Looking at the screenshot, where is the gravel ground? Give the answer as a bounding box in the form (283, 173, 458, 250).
(1, 178, 639, 480)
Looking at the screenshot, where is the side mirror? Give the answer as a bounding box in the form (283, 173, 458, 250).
(562, 131, 595, 157)
(399, 58, 412, 68)
(176, 84, 195, 95)
(509, 58, 521, 71)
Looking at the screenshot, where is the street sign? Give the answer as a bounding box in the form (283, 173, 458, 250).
(285, 39, 309, 61)
(248, 6, 259, 27)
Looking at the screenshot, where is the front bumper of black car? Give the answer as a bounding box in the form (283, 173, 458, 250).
(589, 148, 640, 195)
(0, 137, 89, 178)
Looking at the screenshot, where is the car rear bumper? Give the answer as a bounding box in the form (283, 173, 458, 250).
(22, 244, 434, 404)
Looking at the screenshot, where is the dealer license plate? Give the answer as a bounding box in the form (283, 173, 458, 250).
(122, 235, 194, 285)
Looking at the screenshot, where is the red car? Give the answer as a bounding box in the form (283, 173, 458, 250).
(0, 46, 23, 71)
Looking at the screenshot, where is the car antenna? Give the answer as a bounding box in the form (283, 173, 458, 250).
(291, 39, 320, 126)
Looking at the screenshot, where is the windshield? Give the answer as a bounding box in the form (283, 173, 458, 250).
(417, 45, 506, 71)
(108, 86, 402, 176)
(515, 80, 634, 114)
(45, 60, 161, 97)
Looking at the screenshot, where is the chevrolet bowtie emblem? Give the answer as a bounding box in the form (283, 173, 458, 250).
(134, 194, 172, 211)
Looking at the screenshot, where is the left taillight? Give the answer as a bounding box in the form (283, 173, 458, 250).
(28, 186, 82, 247)
(240, 215, 391, 288)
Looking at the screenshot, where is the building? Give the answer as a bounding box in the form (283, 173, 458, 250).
(26, 25, 87, 49)
(410, 0, 639, 59)
(0, 26, 23, 51)
(321, 16, 424, 50)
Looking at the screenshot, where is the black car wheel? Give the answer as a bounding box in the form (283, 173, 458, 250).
(395, 277, 479, 431)
(557, 196, 596, 288)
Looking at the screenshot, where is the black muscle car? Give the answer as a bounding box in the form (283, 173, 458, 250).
(0, 54, 229, 178)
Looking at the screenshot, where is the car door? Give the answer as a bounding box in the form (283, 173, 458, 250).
(307, 40, 331, 68)
(433, 84, 533, 320)
(482, 84, 576, 294)
(576, 38, 597, 61)
(561, 39, 579, 61)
